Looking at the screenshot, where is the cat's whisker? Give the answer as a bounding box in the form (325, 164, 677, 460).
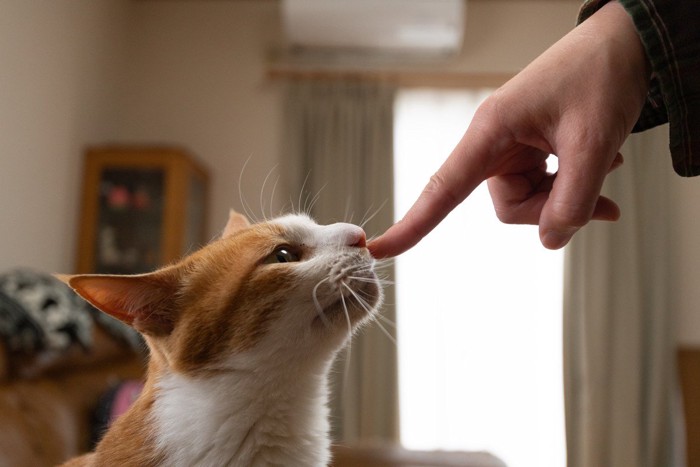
(345, 264, 393, 282)
(301, 175, 323, 217)
(343, 197, 354, 224)
(368, 271, 394, 283)
(371, 260, 396, 272)
(373, 272, 395, 283)
(376, 256, 395, 264)
(339, 264, 364, 277)
(355, 291, 382, 313)
(341, 282, 396, 346)
(340, 282, 372, 315)
(357, 204, 373, 230)
(302, 187, 313, 216)
(237, 155, 258, 223)
(371, 270, 393, 280)
(312, 278, 331, 328)
(339, 286, 353, 335)
(338, 287, 353, 391)
(297, 171, 312, 215)
(359, 199, 388, 230)
(371, 316, 398, 345)
(375, 313, 397, 329)
(344, 262, 379, 274)
(345, 275, 382, 283)
(344, 272, 384, 286)
(306, 182, 327, 216)
(259, 164, 279, 222)
(376, 260, 396, 268)
(269, 174, 281, 219)
(346, 276, 395, 287)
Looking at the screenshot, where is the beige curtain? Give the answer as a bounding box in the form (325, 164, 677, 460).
(282, 79, 398, 443)
(564, 125, 685, 467)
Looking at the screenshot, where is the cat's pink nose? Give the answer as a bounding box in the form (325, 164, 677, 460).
(351, 229, 367, 248)
(325, 223, 367, 248)
(342, 224, 367, 248)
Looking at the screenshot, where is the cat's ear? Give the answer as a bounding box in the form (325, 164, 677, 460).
(222, 209, 250, 238)
(56, 269, 180, 337)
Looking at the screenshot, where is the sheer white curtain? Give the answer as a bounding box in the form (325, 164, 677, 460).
(394, 88, 565, 467)
(564, 125, 685, 467)
(282, 79, 398, 443)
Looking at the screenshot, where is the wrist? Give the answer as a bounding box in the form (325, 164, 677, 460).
(594, 1, 651, 94)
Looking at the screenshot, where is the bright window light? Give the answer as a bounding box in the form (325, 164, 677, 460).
(394, 89, 566, 467)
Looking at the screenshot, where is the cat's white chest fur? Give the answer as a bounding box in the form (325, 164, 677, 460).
(153, 370, 331, 467)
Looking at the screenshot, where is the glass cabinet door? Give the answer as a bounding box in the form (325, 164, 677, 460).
(76, 147, 209, 275)
(94, 168, 165, 274)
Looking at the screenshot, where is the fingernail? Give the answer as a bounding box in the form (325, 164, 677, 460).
(542, 229, 575, 250)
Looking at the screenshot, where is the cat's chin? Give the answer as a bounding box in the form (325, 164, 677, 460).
(312, 301, 363, 329)
(311, 282, 380, 332)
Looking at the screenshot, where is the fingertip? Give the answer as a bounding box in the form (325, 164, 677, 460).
(541, 228, 577, 250)
(540, 196, 620, 249)
(366, 225, 411, 259)
(591, 196, 620, 221)
(367, 237, 389, 259)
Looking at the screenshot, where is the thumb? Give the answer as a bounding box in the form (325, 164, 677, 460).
(538, 148, 618, 249)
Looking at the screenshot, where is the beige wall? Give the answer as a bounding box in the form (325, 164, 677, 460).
(0, 0, 131, 273)
(456, 0, 581, 72)
(2, 0, 700, 343)
(115, 1, 284, 237)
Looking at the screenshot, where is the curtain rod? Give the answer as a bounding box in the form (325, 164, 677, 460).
(266, 66, 513, 89)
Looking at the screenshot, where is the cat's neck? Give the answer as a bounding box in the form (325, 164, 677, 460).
(150, 362, 333, 467)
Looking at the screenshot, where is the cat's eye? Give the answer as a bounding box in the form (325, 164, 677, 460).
(264, 247, 301, 264)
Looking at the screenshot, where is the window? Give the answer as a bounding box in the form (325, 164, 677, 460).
(394, 89, 566, 467)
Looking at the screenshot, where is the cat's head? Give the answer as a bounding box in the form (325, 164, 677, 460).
(59, 211, 382, 375)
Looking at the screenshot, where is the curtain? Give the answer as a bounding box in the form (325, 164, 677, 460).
(564, 125, 685, 467)
(282, 79, 398, 443)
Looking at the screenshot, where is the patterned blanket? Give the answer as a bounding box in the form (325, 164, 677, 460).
(0, 269, 143, 355)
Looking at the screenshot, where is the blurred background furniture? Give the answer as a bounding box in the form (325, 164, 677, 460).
(0, 330, 142, 466)
(330, 444, 506, 467)
(76, 147, 209, 275)
(679, 348, 700, 467)
(0, 268, 144, 466)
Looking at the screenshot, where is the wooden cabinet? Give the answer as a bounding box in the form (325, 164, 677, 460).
(75, 147, 209, 274)
(680, 348, 700, 467)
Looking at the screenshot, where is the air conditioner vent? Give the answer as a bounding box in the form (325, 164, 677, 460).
(282, 0, 465, 56)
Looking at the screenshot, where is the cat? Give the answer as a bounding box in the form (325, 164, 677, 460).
(59, 210, 383, 467)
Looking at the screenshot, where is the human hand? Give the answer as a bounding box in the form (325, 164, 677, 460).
(369, 1, 650, 258)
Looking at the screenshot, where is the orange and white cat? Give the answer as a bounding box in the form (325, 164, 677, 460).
(59, 211, 382, 467)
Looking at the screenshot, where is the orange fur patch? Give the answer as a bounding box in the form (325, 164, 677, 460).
(167, 223, 292, 374)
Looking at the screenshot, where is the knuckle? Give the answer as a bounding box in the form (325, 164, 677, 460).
(549, 200, 592, 229)
(424, 173, 458, 208)
(476, 93, 504, 125)
(493, 205, 519, 224)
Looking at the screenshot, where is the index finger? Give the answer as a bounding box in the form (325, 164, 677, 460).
(368, 127, 494, 258)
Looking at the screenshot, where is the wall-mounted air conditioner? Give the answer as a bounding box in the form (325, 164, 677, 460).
(281, 0, 466, 56)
